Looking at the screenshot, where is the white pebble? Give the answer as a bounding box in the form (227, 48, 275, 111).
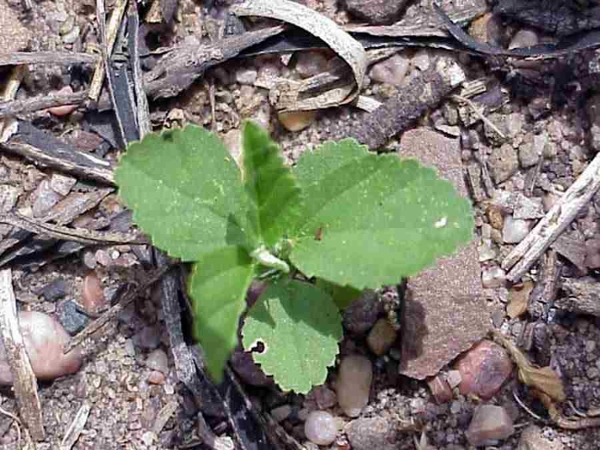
(336, 355, 372, 417)
(145, 349, 169, 374)
(235, 67, 258, 85)
(509, 29, 539, 49)
(502, 216, 531, 244)
(482, 266, 506, 289)
(304, 411, 338, 446)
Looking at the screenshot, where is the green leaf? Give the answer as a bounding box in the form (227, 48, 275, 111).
(315, 278, 362, 310)
(189, 246, 255, 382)
(241, 121, 302, 247)
(242, 279, 342, 393)
(290, 139, 473, 289)
(115, 125, 257, 261)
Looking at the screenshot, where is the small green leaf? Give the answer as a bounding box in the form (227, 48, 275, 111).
(189, 246, 255, 382)
(242, 279, 342, 393)
(290, 139, 473, 288)
(315, 278, 362, 310)
(242, 121, 303, 247)
(115, 125, 257, 261)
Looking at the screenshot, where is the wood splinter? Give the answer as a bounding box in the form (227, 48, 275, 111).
(0, 269, 45, 441)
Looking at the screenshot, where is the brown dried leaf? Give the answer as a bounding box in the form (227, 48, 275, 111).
(507, 280, 533, 319)
(493, 330, 565, 402)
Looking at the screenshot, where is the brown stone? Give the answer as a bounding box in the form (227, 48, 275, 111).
(81, 271, 106, 314)
(427, 374, 453, 403)
(466, 404, 514, 447)
(454, 340, 513, 400)
(398, 129, 494, 379)
(0, 0, 31, 54)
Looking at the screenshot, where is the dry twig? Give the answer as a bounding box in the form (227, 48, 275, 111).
(60, 401, 91, 450)
(0, 269, 44, 440)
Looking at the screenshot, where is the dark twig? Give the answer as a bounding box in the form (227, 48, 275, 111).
(0, 52, 97, 67)
(0, 91, 88, 119)
(0, 212, 145, 246)
(128, 2, 151, 138)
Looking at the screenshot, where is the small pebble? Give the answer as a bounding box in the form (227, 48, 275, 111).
(0, 311, 83, 385)
(49, 173, 76, 196)
(518, 425, 565, 450)
(509, 29, 539, 49)
(342, 289, 380, 334)
(502, 216, 531, 244)
(366, 318, 397, 355)
(57, 300, 89, 335)
(148, 370, 166, 385)
(304, 411, 338, 446)
(427, 374, 453, 403)
(412, 50, 431, 71)
(446, 370, 462, 388)
(336, 355, 372, 417)
(307, 384, 337, 409)
(235, 67, 258, 85)
(466, 404, 514, 447)
(278, 110, 316, 132)
(454, 340, 513, 400)
(47, 86, 78, 116)
(146, 349, 169, 374)
(81, 272, 106, 313)
(271, 404, 292, 422)
(295, 51, 329, 78)
(481, 266, 506, 289)
(38, 278, 67, 302)
(32, 179, 62, 217)
(369, 53, 410, 86)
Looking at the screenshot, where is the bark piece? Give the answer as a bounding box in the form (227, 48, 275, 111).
(398, 129, 493, 379)
(0, 269, 44, 440)
(349, 57, 465, 149)
(557, 277, 600, 317)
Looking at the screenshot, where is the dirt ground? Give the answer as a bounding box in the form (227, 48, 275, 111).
(1, 0, 600, 449)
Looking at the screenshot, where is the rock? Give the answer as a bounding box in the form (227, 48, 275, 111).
(0, 0, 31, 54)
(148, 370, 165, 385)
(32, 179, 62, 217)
(518, 425, 564, 450)
(502, 216, 531, 244)
(235, 67, 258, 85)
(366, 318, 397, 356)
(295, 51, 329, 78)
(585, 238, 600, 269)
(550, 233, 587, 273)
(466, 405, 514, 447)
(398, 129, 493, 379)
(507, 280, 534, 319)
(342, 289, 381, 335)
(230, 347, 272, 387)
(277, 110, 316, 132)
(481, 266, 506, 289)
(49, 173, 77, 196)
(0, 185, 20, 213)
(427, 374, 453, 403)
(306, 384, 337, 409)
(47, 87, 78, 116)
(133, 325, 161, 350)
(513, 196, 544, 220)
(489, 144, 519, 184)
(509, 29, 539, 49)
(81, 272, 106, 313)
(336, 355, 372, 417)
(38, 278, 67, 302)
(145, 349, 169, 374)
(57, 300, 89, 335)
(345, 416, 398, 450)
(304, 411, 338, 446)
(270, 404, 292, 422)
(454, 340, 513, 400)
(0, 311, 83, 385)
(369, 53, 410, 86)
(518, 142, 540, 168)
(344, 0, 408, 24)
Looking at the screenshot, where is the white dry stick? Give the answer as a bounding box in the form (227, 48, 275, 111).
(502, 151, 600, 282)
(60, 401, 91, 450)
(0, 269, 45, 440)
(0, 66, 25, 142)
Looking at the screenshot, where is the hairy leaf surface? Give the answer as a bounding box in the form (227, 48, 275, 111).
(189, 246, 255, 381)
(242, 280, 342, 393)
(242, 121, 302, 247)
(115, 125, 256, 261)
(290, 139, 474, 288)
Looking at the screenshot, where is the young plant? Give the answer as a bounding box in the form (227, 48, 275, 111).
(115, 121, 473, 393)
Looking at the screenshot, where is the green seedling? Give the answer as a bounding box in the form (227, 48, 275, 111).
(115, 121, 474, 393)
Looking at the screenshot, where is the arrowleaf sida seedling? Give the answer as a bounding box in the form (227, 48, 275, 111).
(115, 121, 474, 393)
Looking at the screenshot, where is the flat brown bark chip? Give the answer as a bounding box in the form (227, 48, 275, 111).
(398, 128, 494, 380)
(0, 0, 31, 54)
